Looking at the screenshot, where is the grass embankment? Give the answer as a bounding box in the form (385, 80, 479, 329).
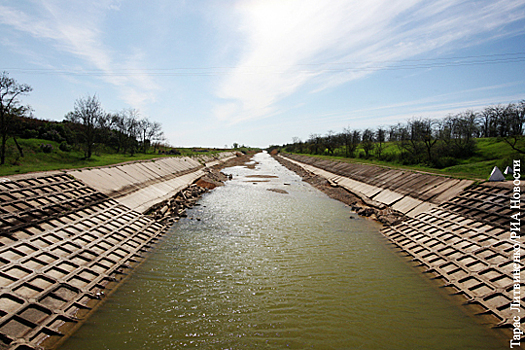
(0, 138, 233, 176)
(287, 138, 522, 181)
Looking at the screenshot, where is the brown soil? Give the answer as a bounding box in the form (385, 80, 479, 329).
(273, 155, 405, 225)
(273, 156, 361, 207)
(267, 188, 288, 194)
(246, 175, 278, 178)
(213, 151, 258, 169)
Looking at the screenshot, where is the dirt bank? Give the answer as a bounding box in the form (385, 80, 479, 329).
(274, 155, 405, 225)
(275, 152, 520, 339)
(145, 152, 254, 225)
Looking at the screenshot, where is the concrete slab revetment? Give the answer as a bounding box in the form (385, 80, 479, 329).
(371, 189, 404, 206)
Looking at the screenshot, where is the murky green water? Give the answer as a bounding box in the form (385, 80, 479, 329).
(60, 152, 505, 349)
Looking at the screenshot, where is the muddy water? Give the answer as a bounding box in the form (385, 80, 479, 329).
(59, 152, 505, 349)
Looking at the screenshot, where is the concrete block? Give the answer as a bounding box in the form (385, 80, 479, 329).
(371, 189, 404, 205)
(392, 196, 423, 215)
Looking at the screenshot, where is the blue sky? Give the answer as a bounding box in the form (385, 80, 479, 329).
(1, 0, 524, 148)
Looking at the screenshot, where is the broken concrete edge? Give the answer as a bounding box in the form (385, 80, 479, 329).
(0, 154, 239, 350)
(276, 153, 522, 338)
(47, 174, 226, 348)
(278, 154, 477, 215)
(145, 184, 209, 225)
(273, 155, 404, 226)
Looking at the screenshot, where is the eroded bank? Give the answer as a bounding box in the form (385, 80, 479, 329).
(0, 152, 237, 350)
(1, 150, 520, 349)
(276, 153, 521, 333)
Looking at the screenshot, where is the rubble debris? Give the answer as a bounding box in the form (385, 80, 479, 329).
(274, 155, 404, 226)
(146, 184, 208, 225)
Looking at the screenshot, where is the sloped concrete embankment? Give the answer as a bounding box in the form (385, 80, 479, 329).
(0, 153, 236, 350)
(280, 153, 522, 329)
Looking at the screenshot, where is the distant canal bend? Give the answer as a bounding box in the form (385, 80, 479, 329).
(60, 152, 505, 350)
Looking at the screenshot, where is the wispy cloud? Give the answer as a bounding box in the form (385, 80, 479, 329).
(290, 83, 525, 133)
(215, 0, 525, 123)
(0, 0, 159, 110)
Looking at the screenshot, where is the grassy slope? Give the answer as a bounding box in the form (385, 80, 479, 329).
(289, 138, 522, 181)
(0, 138, 226, 176)
(1, 137, 518, 180)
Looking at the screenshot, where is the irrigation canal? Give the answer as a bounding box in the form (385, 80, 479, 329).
(59, 152, 506, 349)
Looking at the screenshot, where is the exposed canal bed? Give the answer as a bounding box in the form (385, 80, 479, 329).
(59, 152, 506, 349)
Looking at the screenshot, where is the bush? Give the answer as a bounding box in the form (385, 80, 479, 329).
(41, 130, 64, 142)
(432, 156, 459, 169)
(59, 142, 72, 152)
(22, 129, 39, 139)
(381, 152, 397, 163)
(40, 144, 53, 153)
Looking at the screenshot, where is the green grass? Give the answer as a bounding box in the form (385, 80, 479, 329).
(0, 138, 231, 176)
(441, 138, 522, 180)
(289, 138, 523, 181)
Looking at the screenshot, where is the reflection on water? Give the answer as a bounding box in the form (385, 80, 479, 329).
(60, 152, 505, 349)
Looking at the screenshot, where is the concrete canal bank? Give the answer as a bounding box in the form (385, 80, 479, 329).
(0, 152, 237, 350)
(1, 149, 521, 349)
(58, 151, 507, 350)
(277, 153, 522, 332)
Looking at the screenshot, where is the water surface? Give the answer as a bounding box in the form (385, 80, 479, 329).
(60, 152, 505, 349)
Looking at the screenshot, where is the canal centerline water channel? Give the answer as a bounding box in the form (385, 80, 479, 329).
(59, 152, 506, 349)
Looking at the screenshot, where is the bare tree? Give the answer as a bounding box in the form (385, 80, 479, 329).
(361, 128, 374, 158)
(323, 130, 338, 155)
(503, 100, 525, 154)
(398, 120, 423, 163)
(339, 127, 352, 157)
(375, 126, 387, 158)
(0, 71, 32, 164)
(480, 104, 508, 137)
(123, 109, 141, 156)
(307, 133, 322, 154)
(147, 121, 165, 153)
(138, 118, 165, 153)
(507, 101, 525, 137)
(350, 129, 361, 158)
(388, 123, 401, 142)
(291, 136, 304, 153)
(420, 118, 439, 163)
(108, 112, 126, 153)
(65, 94, 106, 159)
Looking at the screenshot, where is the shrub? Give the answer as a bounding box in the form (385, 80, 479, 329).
(432, 156, 459, 169)
(59, 142, 72, 152)
(41, 130, 64, 142)
(22, 129, 39, 139)
(40, 144, 53, 153)
(381, 152, 397, 163)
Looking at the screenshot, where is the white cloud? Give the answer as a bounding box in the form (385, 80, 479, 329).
(215, 0, 525, 123)
(0, 0, 159, 111)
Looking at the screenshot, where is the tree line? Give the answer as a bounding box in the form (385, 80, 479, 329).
(64, 94, 165, 158)
(0, 71, 165, 165)
(279, 101, 525, 168)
